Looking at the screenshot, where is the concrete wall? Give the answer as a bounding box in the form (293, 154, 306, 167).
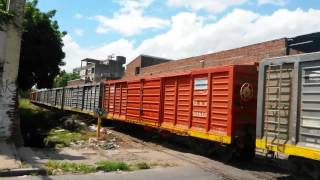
(93, 61, 124, 81)
(108, 60, 125, 79)
(0, 32, 5, 60)
(0, 0, 25, 145)
(0, 31, 6, 138)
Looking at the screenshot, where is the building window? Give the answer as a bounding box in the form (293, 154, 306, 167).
(135, 67, 140, 75)
(91, 67, 95, 74)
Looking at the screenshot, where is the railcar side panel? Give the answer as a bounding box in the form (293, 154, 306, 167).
(299, 61, 320, 148)
(82, 84, 100, 114)
(126, 81, 141, 122)
(43, 90, 48, 104)
(162, 77, 176, 126)
(162, 75, 192, 131)
(210, 69, 233, 136)
(119, 83, 128, 120)
(176, 76, 192, 129)
(108, 84, 115, 115)
(256, 52, 320, 161)
(83, 86, 93, 112)
(73, 87, 83, 110)
(141, 78, 161, 126)
(94, 85, 100, 111)
(104, 84, 110, 113)
(106, 82, 127, 120)
(64, 88, 72, 108)
(186, 67, 235, 143)
(47, 89, 55, 106)
(191, 74, 209, 131)
(55, 88, 64, 109)
(114, 83, 122, 118)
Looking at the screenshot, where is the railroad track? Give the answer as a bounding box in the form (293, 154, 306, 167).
(107, 128, 289, 180)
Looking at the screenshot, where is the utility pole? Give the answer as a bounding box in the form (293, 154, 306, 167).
(95, 108, 106, 140)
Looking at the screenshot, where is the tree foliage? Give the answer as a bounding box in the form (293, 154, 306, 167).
(18, 0, 66, 90)
(0, 0, 14, 30)
(53, 71, 80, 87)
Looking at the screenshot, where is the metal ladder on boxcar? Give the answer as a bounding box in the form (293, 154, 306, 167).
(264, 64, 292, 152)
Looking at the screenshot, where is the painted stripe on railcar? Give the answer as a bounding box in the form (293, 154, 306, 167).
(256, 138, 320, 161)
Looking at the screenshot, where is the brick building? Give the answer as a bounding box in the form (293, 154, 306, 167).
(124, 54, 171, 77)
(125, 32, 320, 77)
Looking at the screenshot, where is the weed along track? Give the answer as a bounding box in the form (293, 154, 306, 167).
(18, 101, 184, 176)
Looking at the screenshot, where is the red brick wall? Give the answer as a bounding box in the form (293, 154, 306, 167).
(124, 56, 141, 78)
(139, 39, 287, 76)
(67, 79, 85, 86)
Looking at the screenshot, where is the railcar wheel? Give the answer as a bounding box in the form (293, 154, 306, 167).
(217, 145, 236, 162)
(238, 145, 255, 161)
(236, 133, 255, 161)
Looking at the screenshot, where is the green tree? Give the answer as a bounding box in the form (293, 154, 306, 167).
(0, 0, 14, 30)
(53, 70, 80, 87)
(18, 0, 66, 90)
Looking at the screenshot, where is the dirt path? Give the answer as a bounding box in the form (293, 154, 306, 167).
(17, 112, 293, 179)
(106, 128, 292, 180)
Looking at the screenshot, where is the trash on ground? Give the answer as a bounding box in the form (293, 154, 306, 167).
(54, 129, 66, 133)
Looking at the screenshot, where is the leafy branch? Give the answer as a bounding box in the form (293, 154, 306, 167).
(0, 0, 14, 30)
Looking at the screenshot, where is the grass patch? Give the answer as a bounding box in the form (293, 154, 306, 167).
(19, 98, 40, 110)
(19, 98, 93, 148)
(44, 129, 95, 148)
(149, 162, 177, 168)
(45, 160, 132, 175)
(19, 99, 64, 147)
(95, 161, 129, 172)
(45, 160, 96, 175)
(19, 161, 31, 168)
(135, 162, 150, 170)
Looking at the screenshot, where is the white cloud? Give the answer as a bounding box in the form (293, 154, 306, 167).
(74, 13, 83, 19)
(257, 0, 288, 6)
(74, 29, 84, 36)
(62, 8, 320, 72)
(62, 35, 136, 72)
(94, 0, 170, 36)
(134, 8, 320, 60)
(167, 0, 248, 13)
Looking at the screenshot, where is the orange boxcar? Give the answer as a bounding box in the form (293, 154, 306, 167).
(103, 65, 257, 153)
(104, 77, 162, 127)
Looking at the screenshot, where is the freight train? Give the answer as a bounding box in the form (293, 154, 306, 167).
(30, 52, 320, 178)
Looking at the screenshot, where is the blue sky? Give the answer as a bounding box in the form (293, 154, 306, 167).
(37, 0, 320, 71)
